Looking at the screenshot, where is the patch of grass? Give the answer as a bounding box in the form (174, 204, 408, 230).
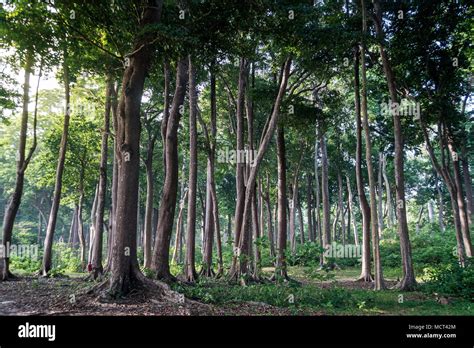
(171, 266, 474, 315)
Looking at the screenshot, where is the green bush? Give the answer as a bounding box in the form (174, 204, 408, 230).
(10, 254, 41, 274)
(51, 242, 82, 273)
(287, 242, 323, 267)
(172, 280, 357, 310)
(422, 261, 474, 300)
(379, 229, 457, 272)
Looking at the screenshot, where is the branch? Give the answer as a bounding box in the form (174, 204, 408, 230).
(22, 59, 43, 171)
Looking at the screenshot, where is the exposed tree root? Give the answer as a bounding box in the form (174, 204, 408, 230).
(0, 269, 17, 281)
(393, 277, 417, 291)
(269, 270, 292, 283)
(199, 266, 215, 278)
(154, 271, 177, 284)
(355, 273, 374, 282)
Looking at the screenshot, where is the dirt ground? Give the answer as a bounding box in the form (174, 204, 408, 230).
(0, 276, 302, 316)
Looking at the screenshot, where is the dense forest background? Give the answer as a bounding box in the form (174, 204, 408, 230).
(0, 0, 472, 315)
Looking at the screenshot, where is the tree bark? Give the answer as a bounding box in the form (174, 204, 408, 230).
(420, 119, 467, 265)
(152, 57, 189, 281)
(172, 190, 187, 264)
(436, 177, 445, 232)
(320, 133, 331, 261)
(372, 0, 414, 290)
(361, 0, 385, 290)
(229, 58, 249, 279)
(1, 51, 38, 280)
(265, 174, 275, 257)
(306, 174, 314, 242)
(232, 58, 292, 282)
(201, 159, 215, 277)
(290, 148, 304, 254)
(91, 75, 113, 279)
(108, 0, 163, 296)
(297, 193, 305, 245)
(274, 125, 289, 280)
(184, 55, 198, 282)
(382, 154, 394, 227)
(377, 153, 384, 237)
(353, 44, 372, 282)
(41, 52, 71, 276)
(104, 82, 118, 273)
(448, 140, 472, 257)
(461, 153, 473, 226)
(346, 175, 359, 247)
(161, 59, 171, 176)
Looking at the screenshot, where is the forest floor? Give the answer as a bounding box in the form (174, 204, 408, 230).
(0, 266, 472, 316)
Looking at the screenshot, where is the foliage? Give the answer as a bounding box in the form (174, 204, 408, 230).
(286, 242, 323, 267)
(380, 229, 458, 272)
(422, 261, 474, 301)
(50, 242, 82, 274)
(172, 279, 357, 310)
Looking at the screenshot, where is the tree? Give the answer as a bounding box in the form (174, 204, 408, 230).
(184, 55, 198, 283)
(108, 0, 163, 296)
(90, 74, 114, 279)
(152, 58, 189, 281)
(360, 0, 384, 290)
(372, 0, 415, 290)
(41, 51, 71, 276)
(1, 52, 41, 280)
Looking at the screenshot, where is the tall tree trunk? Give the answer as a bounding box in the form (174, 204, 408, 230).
(108, 1, 163, 296)
(1, 52, 39, 280)
(143, 142, 155, 269)
(184, 55, 198, 282)
(448, 141, 472, 257)
(88, 184, 99, 268)
(427, 199, 435, 224)
(229, 58, 249, 279)
(436, 177, 445, 232)
(297, 195, 305, 244)
(68, 208, 77, 246)
(105, 83, 118, 273)
(346, 175, 359, 247)
(377, 153, 384, 237)
(372, 0, 414, 290)
(420, 120, 467, 265)
(256, 178, 265, 276)
(41, 53, 71, 276)
(335, 171, 344, 243)
(353, 44, 372, 282)
(201, 159, 215, 277)
(161, 59, 171, 176)
(306, 174, 314, 242)
(320, 134, 331, 264)
(461, 153, 473, 226)
(152, 58, 189, 281)
(314, 129, 322, 266)
(213, 184, 223, 277)
(232, 58, 292, 282)
(382, 154, 394, 227)
(172, 190, 187, 264)
(274, 125, 289, 280)
(415, 205, 424, 234)
(361, 0, 385, 290)
(91, 75, 113, 279)
(77, 192, 86, 271)
(290, 149, 303, 254)
(265, 174, 275, 257)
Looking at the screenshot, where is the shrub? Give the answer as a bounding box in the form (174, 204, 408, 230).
(51, 242, 82, 273)
(422, 261, 474, 300)
(287, 242, 323, 267)
(10, 254, 41, 274)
